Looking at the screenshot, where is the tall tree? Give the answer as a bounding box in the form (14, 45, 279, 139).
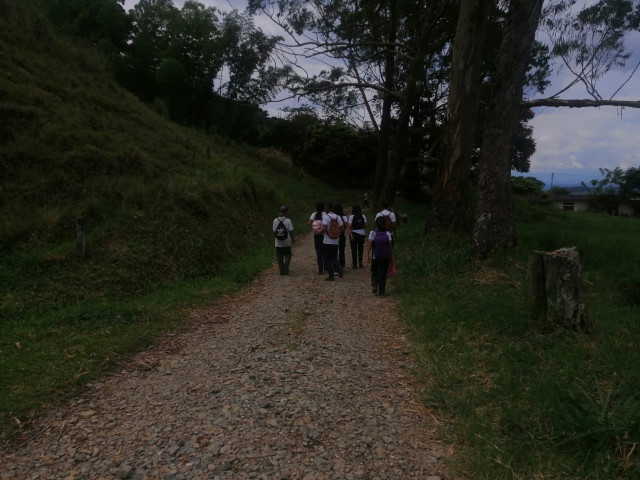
(127, 0, 180, 101)
(169, 1, 223, 124)
(428, 0, 490, 231)
(248, 0, 456, 208)
(468, 0, 640, 257)
(471, 0, 544, 258)
(220, 12, 283, 103)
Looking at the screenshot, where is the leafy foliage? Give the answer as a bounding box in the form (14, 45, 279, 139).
(511, 109, 537, 172)
(549, 186, 572, 195)
(581, 167, 640, 214)
(511, 176, 545, 195)
(39, 0, 284, 130)
(584, 167, 640, 196)
(543, 0, 640, 100)
(300, 122, 377, 187)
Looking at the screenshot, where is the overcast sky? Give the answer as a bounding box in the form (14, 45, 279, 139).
(124, 0, 640, 186)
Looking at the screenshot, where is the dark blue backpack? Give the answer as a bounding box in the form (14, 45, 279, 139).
(372, 229, 391, 259)
(351, 213, 365, 230)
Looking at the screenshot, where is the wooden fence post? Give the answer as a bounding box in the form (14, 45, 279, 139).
(529, 247, 589, 331)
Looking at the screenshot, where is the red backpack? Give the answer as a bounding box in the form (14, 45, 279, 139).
(327, 214, 341, 239)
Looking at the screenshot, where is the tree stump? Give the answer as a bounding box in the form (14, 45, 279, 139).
(529, 247, 589, 331)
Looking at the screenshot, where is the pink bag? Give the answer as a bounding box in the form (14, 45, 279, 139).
(387, 258, 396, 279)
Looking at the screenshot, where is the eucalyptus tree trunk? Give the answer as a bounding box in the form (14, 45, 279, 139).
(380, 37, 424, 208)
(472, 0, 543, 258)
(372, 96, 392, 210)
(372, 0, 397, 211)
(427, 0, 489, 232)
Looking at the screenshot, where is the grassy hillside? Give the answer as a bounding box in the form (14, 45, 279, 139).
(0, 1, 329, 439)
(395, 198, 640, 479)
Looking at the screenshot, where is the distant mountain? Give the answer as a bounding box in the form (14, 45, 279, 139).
(565, 185, 594, 195)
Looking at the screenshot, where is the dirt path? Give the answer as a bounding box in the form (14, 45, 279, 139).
(1, 233, 452, 480)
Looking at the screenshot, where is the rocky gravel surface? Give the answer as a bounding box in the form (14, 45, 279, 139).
(1, 233, 453, 479)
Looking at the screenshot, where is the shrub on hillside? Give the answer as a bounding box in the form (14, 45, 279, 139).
(258, 147, 294, 172)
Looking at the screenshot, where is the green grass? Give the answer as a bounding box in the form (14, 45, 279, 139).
(0, 2, 335, 439)
(395, 198, 640, 479)
(0, 242, 276, 436)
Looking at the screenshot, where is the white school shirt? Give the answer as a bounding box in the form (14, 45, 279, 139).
(309, 211, 327, 235)
(309, 211, 328, 221)
(368, 229, 392, 259)
(375, 209, 397, 224)
(322, 212, 344, 245)
(273, 216, 294, 247)
(347, 214, 367, 235)
(339, 215, 349, 235)
(375, 209, 396, 238)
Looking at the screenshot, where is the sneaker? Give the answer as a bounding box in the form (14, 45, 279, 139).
(325, 276, 335, 281)
(338, 268, 344, 278)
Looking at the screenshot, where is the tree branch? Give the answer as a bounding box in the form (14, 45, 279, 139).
(609, 59, 640, 100)
(302, 81, 402, 100)
(281, 40, 414, 54)
(524, 98, 640, 108)
(350, 59, 380, 132)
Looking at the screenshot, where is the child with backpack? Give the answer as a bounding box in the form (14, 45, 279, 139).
(307, 202, 326, 275)
(334, 203, 349, 270)
(348, 204, 367, 269)
(272, 205, 294, 275)
(367, 216, 393, 295)
(321, 203, 344, 281)
(375, 203, 397, 246)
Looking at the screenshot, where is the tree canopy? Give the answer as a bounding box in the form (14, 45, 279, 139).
(38, 0, 640, 256)
(512, 176, 546, 195)
(41, 0, 286, 131)
(586, 167, 640, 196)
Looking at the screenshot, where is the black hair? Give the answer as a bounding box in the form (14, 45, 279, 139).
(352, 204, 362, 215)
(375, 216, 387, 231)
(315, 202, 324, 220)
(326, 202, 334, 211)
(334, 203, 344, 216)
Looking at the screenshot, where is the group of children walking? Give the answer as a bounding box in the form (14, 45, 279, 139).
(273, 201, 397, 296)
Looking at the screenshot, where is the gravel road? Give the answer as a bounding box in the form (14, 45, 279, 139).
(1, 233, 453, 480)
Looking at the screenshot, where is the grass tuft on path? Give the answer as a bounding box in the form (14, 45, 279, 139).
(394, 199, 640, 479)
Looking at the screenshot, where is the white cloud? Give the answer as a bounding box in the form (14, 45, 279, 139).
(530, 105, 640, 173)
